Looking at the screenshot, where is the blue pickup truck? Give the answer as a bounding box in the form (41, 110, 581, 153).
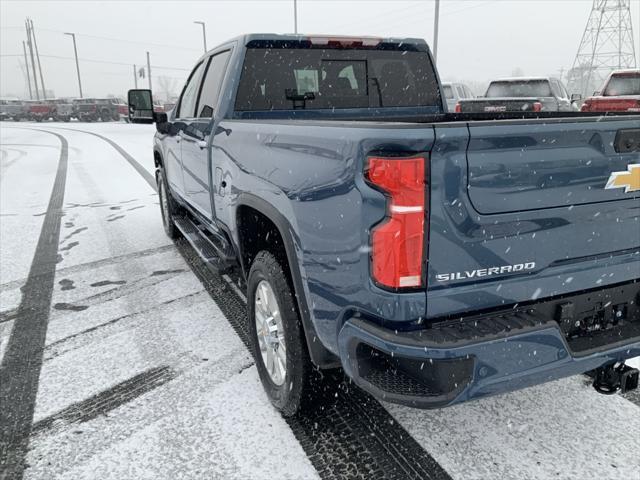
(128, 34, 640, 416)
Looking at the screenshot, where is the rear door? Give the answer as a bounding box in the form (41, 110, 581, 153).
(181, 49, 231, 218)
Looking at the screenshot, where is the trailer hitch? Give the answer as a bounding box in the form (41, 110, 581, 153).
(591, 362, 639, 395)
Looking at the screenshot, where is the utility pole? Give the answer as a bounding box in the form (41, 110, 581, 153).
(293, 0, 298, 34)
(146, 52, 152, 90)
(432, 0, 440, 64)
(25, 19, 39, 100)
(64, 32, 83, 98)
(194, 21, 207, 53)
(22, 41, 33, 99)
(133, 64, 138, 88)
(29, 18, 47, 99)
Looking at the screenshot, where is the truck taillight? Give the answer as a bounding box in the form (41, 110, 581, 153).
(532, 102, 542, 112)
(366, 156, 427, 289)
(627, 100, 640, 112)
(454, 103, 462, 113)
(308, 36, 381, 48)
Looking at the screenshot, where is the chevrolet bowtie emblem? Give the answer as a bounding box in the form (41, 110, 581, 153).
(605, 164, 640, 193)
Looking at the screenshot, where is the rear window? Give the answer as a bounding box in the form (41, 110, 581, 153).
(235, 45, 439, 111)
(486, 80, 552, 98)
(603, 74, 640, 96)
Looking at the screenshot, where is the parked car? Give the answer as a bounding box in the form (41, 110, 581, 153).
(73, 98, 123, 122)
(129, 34, 639, 416)
(441, 82, 474, 112)
(115, 99, 129, 121)
(153, 100, 165, 113)
(26, 99, 55, 121)
(49, 98, 74, 122)
(457, 77, 578, 113)
(0, 99, 26, 121)
(95, 98, 125, 121)
(73, 98, 97, 121)
(581, 69, 640, 112)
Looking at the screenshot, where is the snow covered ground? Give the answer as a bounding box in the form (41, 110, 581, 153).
(0, 122, 638, 480)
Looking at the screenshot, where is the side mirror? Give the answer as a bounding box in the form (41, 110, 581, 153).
(570, 93, 582, 102)
(155, 112, 169, 134)
(127, 89, 154, 123)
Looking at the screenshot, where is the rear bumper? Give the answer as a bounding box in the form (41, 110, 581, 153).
(337, 284, 640, 408)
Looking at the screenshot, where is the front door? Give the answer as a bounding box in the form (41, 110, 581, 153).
(166, 60, 206, 197)
(181, 50, 232, 219)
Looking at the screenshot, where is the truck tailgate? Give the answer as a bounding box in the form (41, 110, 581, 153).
(467, 119, 640, 213)
(426, 117, 640, 319)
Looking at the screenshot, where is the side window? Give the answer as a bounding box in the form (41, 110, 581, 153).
(177, 61, 205, 118)
(196, 50, 231, 118)
(455, 85, 465, 98)
(549, 80, 562, 99)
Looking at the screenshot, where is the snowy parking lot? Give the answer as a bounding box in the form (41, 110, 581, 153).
(1, 122, 639, 480)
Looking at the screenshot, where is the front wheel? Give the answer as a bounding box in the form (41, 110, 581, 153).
(248, 251, 314, 417)
(157, 167, 180, 239)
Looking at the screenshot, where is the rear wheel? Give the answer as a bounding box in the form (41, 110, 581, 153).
(248, 251, 314, 417)
(157, 167, 180, 239)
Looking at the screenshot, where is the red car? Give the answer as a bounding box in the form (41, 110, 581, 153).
(581, 69, 640, 112)
(27, 100, 55, 121)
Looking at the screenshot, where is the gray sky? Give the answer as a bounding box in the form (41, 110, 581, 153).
(1, 0, 639, 99)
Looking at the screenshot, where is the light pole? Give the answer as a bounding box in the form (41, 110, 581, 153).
(147, 51, 152, 90)
(194, 21, 207, 53)
(64, 32, 83, 98)
(293, 0, 298, 34)
(22, 41, 33, 99)
(29, 19, 46, 99)
(432, 0, 440, 64)
(25, 20, 39, 100)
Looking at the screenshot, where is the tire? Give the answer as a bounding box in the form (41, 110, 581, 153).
(157, 167, 180, 239)
(248, 251, 313, 417)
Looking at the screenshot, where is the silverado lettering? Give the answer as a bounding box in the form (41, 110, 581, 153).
(436, 262, 536, 282)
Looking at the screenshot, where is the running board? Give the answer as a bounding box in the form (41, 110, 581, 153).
(173, 216, 237, 272)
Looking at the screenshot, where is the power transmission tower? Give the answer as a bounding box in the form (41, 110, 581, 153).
(566, 0, 636, 97)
